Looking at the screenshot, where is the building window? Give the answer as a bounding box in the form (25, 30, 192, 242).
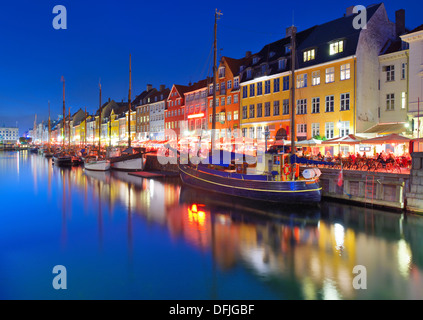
(340, 63, 350, 80)
(296, 73, 307, 88)
(234, 94, 238, 104)
(325, 122, 334, 139)
(249, 83, 255, 97)
(283, 99, 289, 115)
(325, 95, 334, 112)
(257, 82, 263, 95)
(249, 127, 255, 139)
(329, 40, 344, 55)
(257, 103, 263, 117)
(264, 102, 271, 117)
(297, 123, 307, 135)
(264, 80, 270, 94)
(273, 100, 280, 116)
(249, 104, 255, 118)
(386, 93, 395, 110)
(221, 96, 225, 106)
(402, 92, 406, 109)
(303, 49, 315, 62)
(386, 65, 395, 82)
(311, 123, 320, 137)
(296, 99, 307, 115)
(257, 126, 263, 139)
(340, 93, 350, 111)
(227, 112, 232, 121)
(311, 97, 320, 113)
(227, 80, 232, 89)
(325, 67, 335, 83)
(218, 67, 225, 78)
(273, 78, 280, 92)
(242, 86, 248, 98)
(246, 69, 252, 79)
(209, 84, 213, 95)
(234, 111, 239, 120)
(312, 71, 320, 86)
(234, 78, 239, 90)
(242, 106, 248, 119)
(227, 95, 232, 105)
(283, 76, 289, 91)
(401, 63, 406, 80)
(339, 121, 350, 137)
(278, 59, 286, 70)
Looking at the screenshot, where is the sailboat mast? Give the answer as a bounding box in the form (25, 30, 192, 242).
(62, 76, 65, 149)
(48, 101, 51, 152)
(290, 26, 296, 180)
(128, 54, 132, 148)
(211, 10, 222, 151)
(68, 107, 71, 147)
(99, 80, 102, 150)
(84, 106, 87, 146)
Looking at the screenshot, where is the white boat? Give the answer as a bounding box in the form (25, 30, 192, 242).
(110, 152, 146, 171)
(84, 158, 111, 171)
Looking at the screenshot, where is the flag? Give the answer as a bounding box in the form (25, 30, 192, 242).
(337, 169, 343, 187)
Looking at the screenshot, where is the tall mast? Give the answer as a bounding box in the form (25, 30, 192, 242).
(290, 26, 296, 180)
(211, 9, 222, 151)
(128, 54, 132, 148)
(61, 76, 65, 148)
(48, 101, 51, 152)
(84, 106, 87, 146)
(33, 114, 37, 143)
(99, 80, 102, 150)
(68, 107, 71, 147)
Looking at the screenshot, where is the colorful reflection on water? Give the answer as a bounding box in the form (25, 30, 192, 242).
(1, 150, 423, 299)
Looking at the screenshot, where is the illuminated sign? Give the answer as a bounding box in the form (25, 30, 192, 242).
(187, 113, 205, 119)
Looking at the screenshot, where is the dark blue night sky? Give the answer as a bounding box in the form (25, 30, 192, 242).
(0, 0, 420, 134)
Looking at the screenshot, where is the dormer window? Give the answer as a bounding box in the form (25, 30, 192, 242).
(246, 69, 252, 79)
(303, 49, 315, 62)
(285, 45, 291, 54)
(252, 57, 259, 64)
(269, 51, 275, 58)
(329, 40, 344, 55)
(240, 65, 245, 72)
(278, 59, 287, 70)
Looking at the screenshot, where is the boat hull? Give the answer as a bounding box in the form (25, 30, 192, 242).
(110, 156, 145, 171)
(53, 156, 73, 167)
(179, 164, 322, 203)
(84, 160, 111, 171)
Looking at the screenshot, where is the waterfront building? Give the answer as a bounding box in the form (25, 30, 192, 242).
(149, 85, 170, 141)
(207, 56, 246, 139)
(401, 24, 423, 139)
(184, 79, 210, 138)
(165, 84, 190, 139)
(134, 85, 156, 141)
(239, 4, 396, 148)
(0, 125, 19, 144)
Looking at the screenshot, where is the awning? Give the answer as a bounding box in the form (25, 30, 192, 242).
(360, 133, 410, 144)
(295, 138, 322, 146)
(363, 122, 408, 134)
(322, 134, 364, 145)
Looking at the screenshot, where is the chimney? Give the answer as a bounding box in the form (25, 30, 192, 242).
(245, 51, 252, 58)
(108, 97, 111, 102)
(345, 6, 355, 17)
(159, 84, 165, 91)
(147, 84, 153, 92)
(285, 26, 297, 38)
(395, 9, 405, 37)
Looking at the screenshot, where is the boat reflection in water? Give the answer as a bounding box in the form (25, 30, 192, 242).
(9, 151, 423, 299)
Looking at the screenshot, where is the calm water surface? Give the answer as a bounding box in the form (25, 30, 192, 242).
(1, 150, 423, 299)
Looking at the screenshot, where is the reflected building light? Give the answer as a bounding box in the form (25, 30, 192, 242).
(334, 223, 345, 251)
(302, 277, 317, 300)
(149, 179, 155, 198)
(322, 278, 342, 300)
(397, 239, 412, 278)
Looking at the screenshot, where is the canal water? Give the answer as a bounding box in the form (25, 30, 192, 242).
(1, 150, 423, 300)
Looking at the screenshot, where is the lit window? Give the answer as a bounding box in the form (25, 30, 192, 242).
(340, 63, 350, 80)
(312, 71, 320, 86)
(325, 67, 335, 83)
(402, 92, 406, 109)
(329, 41, 344, 55)
(303, 49, 315, 62)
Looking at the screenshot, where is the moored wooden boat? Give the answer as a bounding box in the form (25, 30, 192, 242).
(84, 157, 111, 171)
